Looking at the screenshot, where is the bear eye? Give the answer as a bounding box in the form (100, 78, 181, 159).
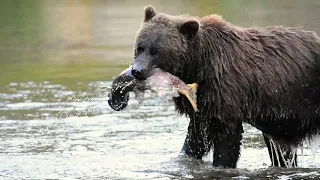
(150, 48, 159, 56)
(136, 46, 145, 55)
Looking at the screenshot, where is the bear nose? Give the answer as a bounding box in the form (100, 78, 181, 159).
(131, 68, 145, 80)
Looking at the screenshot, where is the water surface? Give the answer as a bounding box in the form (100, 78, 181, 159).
(1, 0, 320, 179)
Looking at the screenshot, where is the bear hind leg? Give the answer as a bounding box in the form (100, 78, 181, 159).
(263, 134, 298, 168)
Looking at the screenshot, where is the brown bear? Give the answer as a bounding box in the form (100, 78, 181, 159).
(108, 5, 320, 168)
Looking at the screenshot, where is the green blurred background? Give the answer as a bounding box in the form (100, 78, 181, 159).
(0, 0, 319, 89)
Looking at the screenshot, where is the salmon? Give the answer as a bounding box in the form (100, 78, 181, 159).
(146, 68, 198, 112)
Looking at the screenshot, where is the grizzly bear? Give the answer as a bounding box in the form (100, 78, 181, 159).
(108, 5, 320, 168)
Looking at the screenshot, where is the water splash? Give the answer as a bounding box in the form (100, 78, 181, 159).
(305, 136, 320, 160)
(268, 137, 297, 168)
(300, 147, 305, 167)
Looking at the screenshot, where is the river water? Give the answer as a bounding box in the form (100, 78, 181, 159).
(0, 0, 320, 179)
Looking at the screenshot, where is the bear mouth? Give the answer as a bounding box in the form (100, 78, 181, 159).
(108, 67, 198, 112)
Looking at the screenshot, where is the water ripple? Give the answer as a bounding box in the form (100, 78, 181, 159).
(0, 81, 319, 179)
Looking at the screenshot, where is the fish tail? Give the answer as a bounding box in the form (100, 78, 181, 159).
(178, 83, 198, 112)
(188, 83, 198, 94)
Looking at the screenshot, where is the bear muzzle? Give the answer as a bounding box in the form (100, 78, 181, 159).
(131, 60, 156, 80)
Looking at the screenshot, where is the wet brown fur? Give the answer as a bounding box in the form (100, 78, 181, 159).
(132, 6, 320, 168)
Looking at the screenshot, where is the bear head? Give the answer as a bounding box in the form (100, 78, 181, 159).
(131, 5, 200, 81)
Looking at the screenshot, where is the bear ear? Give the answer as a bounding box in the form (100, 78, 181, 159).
(180, 20, 199, 40)
(144, 5, 156, 22)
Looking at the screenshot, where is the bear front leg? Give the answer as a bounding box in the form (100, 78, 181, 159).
(180, 113, 211, 159)
(263, 134, 297, 168)
(212, 120, 243, 168)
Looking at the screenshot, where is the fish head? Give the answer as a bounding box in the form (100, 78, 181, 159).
(108, 67, 146, 111)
